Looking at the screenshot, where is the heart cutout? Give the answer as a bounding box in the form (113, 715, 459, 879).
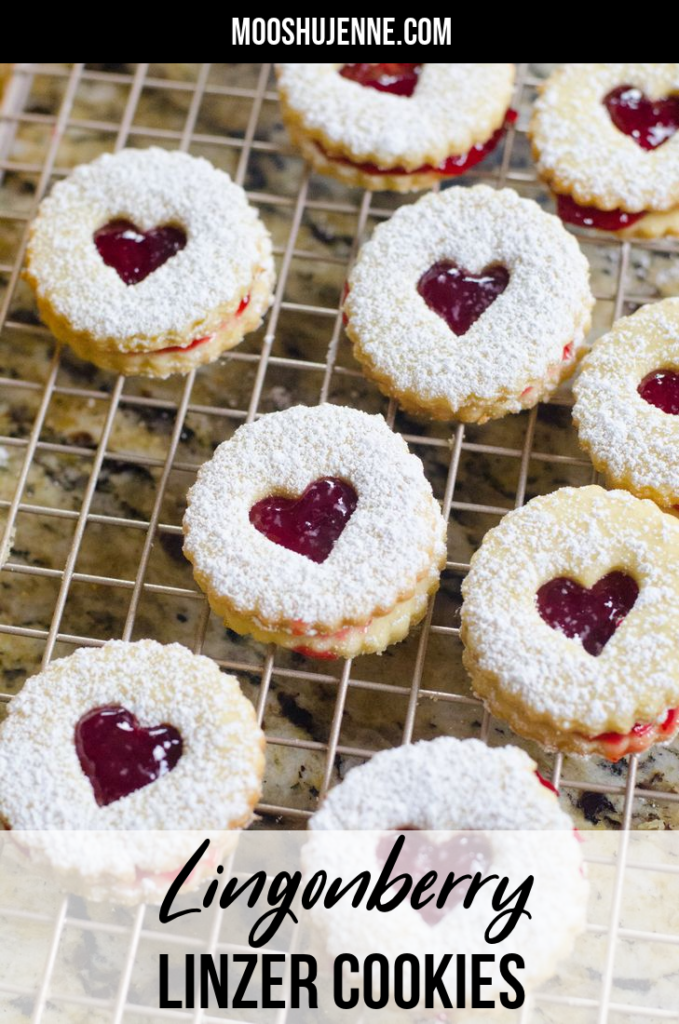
(376, 829, 493, 926)
(75, 704, 183, 807)
(249, 477, 358, 564)
(604, 85, 679, 151)
(340, 63, 422, 97)
(418, 260, 510, 336)
(638, 369, 679, 415)
(94, 218, 187, 285)
(536, 571, 639, 657)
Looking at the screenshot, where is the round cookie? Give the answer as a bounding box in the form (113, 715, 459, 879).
(183, 404, 447, 659)
(344, 185, 593, 423)
(0, 640, 265, 903)
(574, 299, 679, 513)
(310, 736, 573, 831)
(24, 147, 275, 377)
(306, 738, 587, 1020)
(530, 64, 679, 238)
(461, 486, 679, 760)
(276, 63, 515, 192)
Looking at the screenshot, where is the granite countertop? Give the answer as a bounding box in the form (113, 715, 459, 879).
(1, 63, 679, 831)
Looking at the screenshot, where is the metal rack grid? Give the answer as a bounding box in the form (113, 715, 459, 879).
(0, 62, 678, 1023)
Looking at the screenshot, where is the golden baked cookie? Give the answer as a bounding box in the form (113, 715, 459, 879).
(344, 185, 593, 423)
(307, 738, 587, 1020)
(24, 147, 275, 377)
(461, 486, 679, 761)
(183, 404, 447, 660)
(310, 736, 575, 830)
(0, 640, 265, 903)
(530, 64, 679, 238)
(276, 63, 515, 192)
(574, 299, 679, 512)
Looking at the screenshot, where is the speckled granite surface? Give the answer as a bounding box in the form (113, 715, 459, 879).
(1, 63, 679, 830)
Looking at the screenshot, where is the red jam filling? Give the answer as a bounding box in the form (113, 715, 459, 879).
(156, 335, 214, 356)
(126, 295, 250, 358)
(556, 194, 646, 232)
(291, 619, 370, 660)
(292, 646, 339, 661)
(75, 705, 183, 807)
(94, 219, 187, 285)
(376, 829, 493, 926)
(418, 260, 509, 336)
(340, 63, 423, 97)
(249, 477, 358, 565)
(638, 369, 679, 415)
(536, 571, 639, 657)
(604, 84, 679, 151)
(324, 109, 517, 178)
(593, 708, 679, 747)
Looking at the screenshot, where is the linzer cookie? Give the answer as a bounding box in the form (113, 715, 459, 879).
(276, 63, 515, 192)
(310, 736, 573, 831)
(574, 299, 679, 513)
(344, 185, 593, 423)
(24, 147, 275, 377)
(306, 738, 587, 1020)
(531, 64, 679, 238)
(183, 404, 447, 659)
(0, 640, 265, 902)
(461, 486, 679, 760)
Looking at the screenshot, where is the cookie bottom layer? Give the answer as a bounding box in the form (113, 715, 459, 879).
(348, 325, 589, 424)
(37, 264, 274, 378)
(462, 638, 679, 760)
(620, 205, 679, 240)
(198, 566, 442, 660)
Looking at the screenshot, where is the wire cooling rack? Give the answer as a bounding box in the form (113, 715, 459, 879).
(2, 61, 679, 823)
(3, 62, 679, 824)
(0, 58, 678, 1024)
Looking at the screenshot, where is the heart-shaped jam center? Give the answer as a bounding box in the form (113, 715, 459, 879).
(340, 63, 423, 97)
(249, 477, 358, 564)
(638, 370, 679, 414)
(604, 85, 679, 150)
(418, 260, 510, 336)
(94, 219, 187, 285)
(75, 704, 183, 807)
(536, 571, 639, 657)
(377, 829, 493, 926)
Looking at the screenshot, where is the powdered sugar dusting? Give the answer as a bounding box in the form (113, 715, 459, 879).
(183, 405, 447, 630)
(574, 299, 679, 508)
(345, 186, 593, 417)
(310, 737, 571, 830)
(276, 64, 514, 168)
(531, 64, 679, 211)
(461, 486, 679, 734)
(25, 147, 273, 347)
(305, 739, 587, 999)
(0, 639, 264, 831)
